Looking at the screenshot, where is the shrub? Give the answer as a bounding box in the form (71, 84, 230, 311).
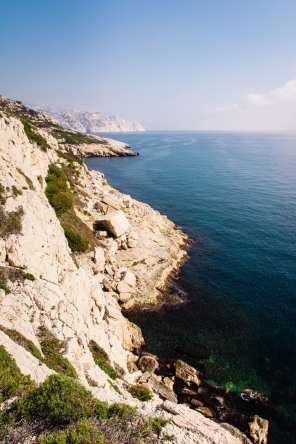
(21, 117, 51, 152)
(0, 183, 6, 205)
(108, 379, 122, 395)
(25, 273, 36, 281)
(57, 150, 83, 166)
(45, 165, 73, 217)
(39, 420, 105, 443)
(0, 284, 11, 294)
(108, 403, 138, 418)
(88, 340, 121, 380)
(2, 374, 98, 424)
(0, 326, 42, 361)
(12, 185, 22, 196)
(128, 385, 153, 402)
(38, 326, 77, 378)
(0, 345, 35, 403)
(62, 225, 89, 252)
(0, 206, 24, 238)
(16, 168, 34, 190)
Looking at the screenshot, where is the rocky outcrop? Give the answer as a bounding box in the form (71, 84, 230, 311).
(0, 108, 264, 443)
(30, 108, 145, 133)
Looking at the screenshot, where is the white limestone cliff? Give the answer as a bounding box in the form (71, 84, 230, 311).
(0, 111, 253, 443)
(32, 108, 145, 133)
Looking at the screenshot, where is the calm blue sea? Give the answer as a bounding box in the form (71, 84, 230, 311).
(85, 131, 296, 442)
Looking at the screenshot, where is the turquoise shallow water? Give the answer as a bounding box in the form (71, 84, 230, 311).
(85, 131, 296, 442)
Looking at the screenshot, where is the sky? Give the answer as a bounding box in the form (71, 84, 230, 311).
(1, 0, 296, 130)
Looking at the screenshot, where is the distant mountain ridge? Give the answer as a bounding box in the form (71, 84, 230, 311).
(28, 104, 145, 133)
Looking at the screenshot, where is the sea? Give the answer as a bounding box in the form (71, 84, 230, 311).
(85, 131, 296, 443)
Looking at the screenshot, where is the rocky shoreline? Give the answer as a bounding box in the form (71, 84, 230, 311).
(0, 99, 268, 443)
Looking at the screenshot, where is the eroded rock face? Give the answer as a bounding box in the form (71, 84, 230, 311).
(0, 111, 259, 443)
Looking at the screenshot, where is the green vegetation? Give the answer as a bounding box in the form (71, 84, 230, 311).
(1, 374, 107, 425)
(52, 129, 105, 146)
(0, 284, 11, 294)
(25, 273, 36, 281)
(38, 326, 77, 378)
(20, 117, 52, 152)
(0, 183, 6, 205)
(0, 326, 42, 361)
(0, 344, 35, 403)
(16, 168, 34, 190)
(128, 385, 153, 402)
(39, 420, 104, 444)
(89, 340, 122, 381)
(108, 403, 137, 417)
(108, 379, 123, 395)
(0, 206, 24, 238)
(12, 185, 22, 196)
(45, 165, 73, 217)
(62, 225, 89, 252)
(57, 149, 83, 166)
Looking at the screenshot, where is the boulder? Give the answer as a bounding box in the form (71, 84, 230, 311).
(121, 241, 128, 250)
(123, 195, 132, 208)
(119, 292, 132, 303)
(175, 359, 202, 387)
(122, 270, 136, 287)
(148, 374, 178, 403)
(196, 406, 215, 418)
(138, 355, 159, 374)
(248, 415, 268, 444)
(93, 247, 105, 271)
(127, 238, 137, 248)
(95, 210, 130, 238)
(117, 280, 132, 294)
(95, 230, 108, 239)
(103, 277, 116, 292)
(102, 195, 122, 210)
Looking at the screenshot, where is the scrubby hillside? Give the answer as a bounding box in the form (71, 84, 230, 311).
(0, 102, 265, 443)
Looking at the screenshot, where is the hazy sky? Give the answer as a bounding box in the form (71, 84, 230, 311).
(1, 0, 296, 130)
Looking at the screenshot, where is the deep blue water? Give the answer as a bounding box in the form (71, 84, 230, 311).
(85, 131, 296, 442)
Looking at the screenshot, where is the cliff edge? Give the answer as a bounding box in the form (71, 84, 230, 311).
(0, 102, 264, 443)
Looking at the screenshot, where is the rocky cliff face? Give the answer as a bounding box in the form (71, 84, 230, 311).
(0, 106, 261, 443)
(32, 108, 145, 133)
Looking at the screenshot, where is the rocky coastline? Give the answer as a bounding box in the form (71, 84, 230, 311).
(0, 98, 268, 443)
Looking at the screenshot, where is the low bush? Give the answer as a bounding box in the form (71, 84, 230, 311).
(62, 225, 89, 252)
(45, 165, 73, 217)
(0, 326, 42, 361)
(25, 273, 36, 281)
(57, 150, 83, 166)
(128, 385, 153, 402)
(0, 206, 24, 238)
(21, 117, 51, 152)
(0, 345, 35, 403)
(108, 403, 138, 418)
(89, 340, 121, 380)
(38, 326, 77, 378)
(2, 374, 101, 425)
(39, 420, 105, 444)
(0, 183, 6, 205)
(12, 185, 22, 196)
(16, 168, 34, 190)
(0, 284, 11, 294)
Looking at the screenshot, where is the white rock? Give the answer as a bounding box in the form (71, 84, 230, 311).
(94, 247, 105, 271)
(127, 238, 137, 248)
(95, 210, 130, 238)
(117, 280, 132, 294)
(122, 270, 136, 287)
(119, 292, 132, 303)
